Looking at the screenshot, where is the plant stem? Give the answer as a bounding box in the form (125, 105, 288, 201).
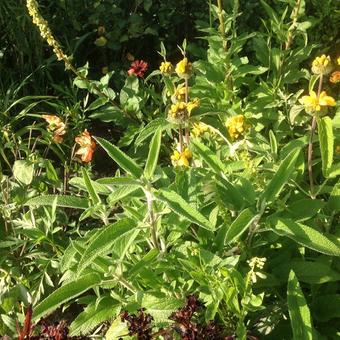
(184, 77, 190, 146)
(308, 73, 323, 199)
(179, 125, 184, 152)
(308, 116, 317, 198)
(144, 188, 160, 250)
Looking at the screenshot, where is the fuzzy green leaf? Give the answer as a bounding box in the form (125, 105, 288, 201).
(157, 189, 214, 231)
(217, 209, 256, 248)
(260, 148, 300, 205)
(271, 218, 340, 256)
(13, 160, 34, 185)
(287, 270, 313, 340)
(82, 168, 100, 205)
(142, 295, 184, 326)
(69, 297, 119, 336)
(144, 128, 162, 180)
(94, 136, 143, 178)
(192, 139, 225, 173)
(33, 273, 101, 321)
(317, 116, 333, 177)
(77, 219, 138, 275)
(25, 195, 88, 210)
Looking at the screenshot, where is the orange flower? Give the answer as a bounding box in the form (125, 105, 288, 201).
(330, 71, 340, 84)
(42, 114, 66, 143)
(75, 129, 96, 163)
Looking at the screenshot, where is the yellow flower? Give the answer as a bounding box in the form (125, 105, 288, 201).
(168, 100, 199, 123)
(337, 57, 340, 65)
(175, 57, 192, 78)
(159, 61, 173, 75)
(191, 122, 209, 137)
(171, 148, 192, 167)
(186, 98, 200, 114)
(311, 54, 332, 75)
(330, 71, 340, 84)
(225, 115, 250, 140)
(173, 85, 187, 102)
(299, 90, 336, 113)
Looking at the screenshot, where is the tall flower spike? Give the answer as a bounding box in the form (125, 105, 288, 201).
(26, 0, 71, 65)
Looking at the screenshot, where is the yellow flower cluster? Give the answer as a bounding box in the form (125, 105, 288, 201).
(225, 115, 250, 140)
(26, 0, 70, 64)
(311, 54, 332, 75)
(171, 148, 192, 167)
(159, 61, 173, 75)
(191, 122, 209, 137)
(175, 57, 192, 78)
(299, 90, 336, 113)
(168, 100, 199, 123)
(173, 85, 187, 102)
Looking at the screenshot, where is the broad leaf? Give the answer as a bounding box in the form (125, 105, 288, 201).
(192, 139, 225, 173)
(287, 270, 313, 340)
(13, 160, 34, 185)
(144, 128, 162, 180)
(260, 148, 300, 205)
(25, 195, 88, 209)
(94, 136, 143, 178)
(33, 273, 101, 321)
(82, 167, 100, 205)
(77, 219, 137, 275)
(216, 209, 257, 249)
(317, 117, 333, 177)
(69, 297, 119, 336)
(157, 189, 214, 231)
(271, 218, 340, 256)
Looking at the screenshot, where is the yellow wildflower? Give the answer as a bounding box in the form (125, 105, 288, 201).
(173, 85, 187, 102)
(299, 90, 336, 113)
(175, 57, 192, 78)
(338, 57, 340, 65)
(187, 98, 200, 114)
(191, 122, 209, 137)
(168, 100, 199, 123)
(171, 148, 192, 167)
(330, 71, 340, 84)
(225, 115, 250, 140)
(311, 54, 332, 75)
(159, 61, 173, 75)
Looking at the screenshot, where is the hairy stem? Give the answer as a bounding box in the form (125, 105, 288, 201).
(308, 73, 323, 198)
(217, 0, 227, 51)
